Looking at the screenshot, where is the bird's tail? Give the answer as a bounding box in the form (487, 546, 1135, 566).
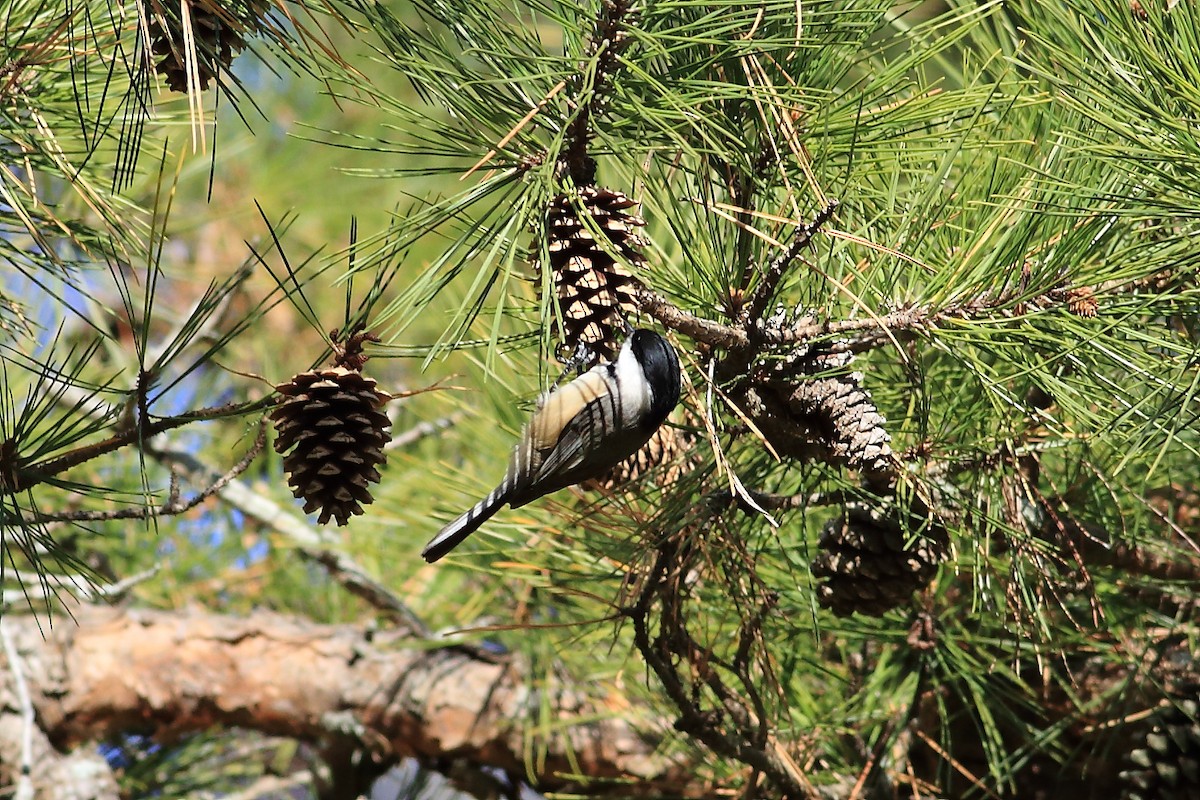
(422, 484, 511, 563)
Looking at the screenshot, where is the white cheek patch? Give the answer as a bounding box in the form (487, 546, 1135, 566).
(613, 345, 652, 422)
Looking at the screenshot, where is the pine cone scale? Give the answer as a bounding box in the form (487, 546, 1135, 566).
(147, 0, 266, 92)
(811, 503, 945, 617)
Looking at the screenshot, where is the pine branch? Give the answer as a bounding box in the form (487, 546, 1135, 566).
(2, 565, 159, 607)
(635, 285, 749, 349)
(743, 200, 840, 326)
(5, 605, 695, 797)
(625, 533, 820, 799)
(6, 423, 267, 525)
(561, 0, 640, 184)
(151, 442, 431, 639)
(1, 396, 272, 496)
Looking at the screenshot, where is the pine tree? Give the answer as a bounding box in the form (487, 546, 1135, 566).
(2, 0, 1199, 798)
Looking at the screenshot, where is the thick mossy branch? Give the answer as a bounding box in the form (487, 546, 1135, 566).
(4, 605, 695, 796)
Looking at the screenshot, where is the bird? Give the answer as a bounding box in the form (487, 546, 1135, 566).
(422, 328, 682, 562)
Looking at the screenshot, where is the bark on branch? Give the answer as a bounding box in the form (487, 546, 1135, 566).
(2, 605, 694, 797)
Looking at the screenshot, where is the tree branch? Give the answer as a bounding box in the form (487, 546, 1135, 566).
(0, 616, 35, 800)
(151, 443, 431, 639)
(3, 565, 159, 608)
(9, 422, 267, 525)
(0, 615, 119, 800)
(635, 286, 749, 349)
(743, 201, 839, 326)
(625, 537, 818, 799)
(7, 605, 692, 797)
(4, 397, 272, 496)
(638, 260, 1167, 358)
(561, 0, 639, 184)
(0, 713, 119, 800)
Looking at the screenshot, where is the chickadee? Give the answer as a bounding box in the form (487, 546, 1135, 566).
(422, 329, 682, 562)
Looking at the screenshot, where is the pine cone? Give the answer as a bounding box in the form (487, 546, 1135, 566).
(539, 186, 648, 360)
(1120, 688, 1200, 800)
(147, 0, 266, 93)
(270, 367, 391, 526)
(1066, 286, 1099, 317)
(582, 421, 699, 492)
(810, 503, 944, 617)
(756, 347, 893, 474)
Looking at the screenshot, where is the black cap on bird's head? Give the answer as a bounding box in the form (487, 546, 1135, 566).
(628, 329, 681, 425)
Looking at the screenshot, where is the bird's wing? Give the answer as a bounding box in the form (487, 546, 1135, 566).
(527, 368, 612, 449)
(423, 367, 622, 559)
(510, 368, 617, 498)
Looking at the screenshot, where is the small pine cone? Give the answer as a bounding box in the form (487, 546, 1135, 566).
(270, 367, 391, 526)
(810, 503, 944, 617)
(758, 349, 893, 473)
(1120, 689, 1200, 800)
(539, 186, 648, 360)
(148, 0, 264, 93)
(582, 422, 699, 492)
(1066, 286, 1099, 317)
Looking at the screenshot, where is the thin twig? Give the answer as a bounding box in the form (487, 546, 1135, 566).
(303, 550, 430, 637)
(8, 396, 273, 495)
(385, 413, 463, 451)
(152, 444, 431, 638)
(11, 425, 266, 525)
(5, 564, 160, 604)
(714, 488, 851, 515)
(224, 771, 314, 800)
(635, 285, 749, 349)
(561, 0, 639, 184)
(744, 201, 839, 325)
(625, 535, 813, 798)
(647, 255, 1166, 361)
(757, 273, 1142, 347)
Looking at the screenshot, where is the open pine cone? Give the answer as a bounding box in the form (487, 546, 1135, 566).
(270, 367, 391, 526)
(748, 341, 893, 475)
(539, 186, 648, 361)
(811, 502, 945, 617)
(147, 0, 267, 92)
(1120, 687, 1200, 800)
